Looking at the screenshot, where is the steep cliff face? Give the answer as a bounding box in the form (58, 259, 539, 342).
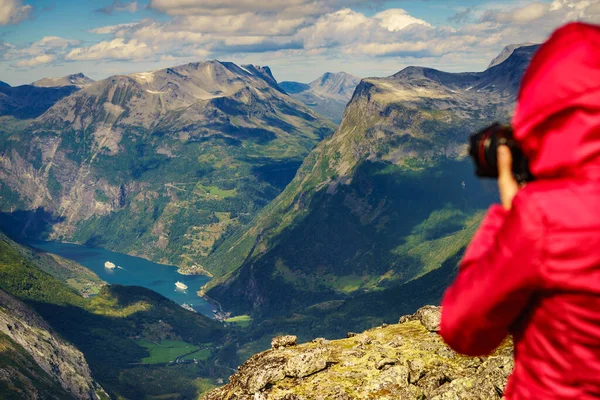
(205, 307, 513, 400)
(0, 289, 106, 399)
(0, 60, 335, 272)
(203, 45, 539, 317)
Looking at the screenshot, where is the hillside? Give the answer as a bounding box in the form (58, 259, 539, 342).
(203, 45, 539, 317)
(1, 232, 105, 297)
(0, 60, 336, 274)
(32, 73, 95, 88)
(280, 72, 361, 124)
(0, 288, 107, 400)
(204, 306, 513, 400)
(0, 233, 228, 399)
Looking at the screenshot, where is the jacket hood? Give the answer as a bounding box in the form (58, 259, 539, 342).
(512, 22, 600, 179)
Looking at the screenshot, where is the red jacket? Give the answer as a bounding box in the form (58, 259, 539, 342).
(440, 23, 600, 399)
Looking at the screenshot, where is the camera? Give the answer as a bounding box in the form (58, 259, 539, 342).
(469, 123, 534, 184)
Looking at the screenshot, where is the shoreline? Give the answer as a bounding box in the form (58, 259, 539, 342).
(23, 238, 214, 277)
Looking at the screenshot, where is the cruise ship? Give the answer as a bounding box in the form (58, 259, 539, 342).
(175, 281, 188, 290)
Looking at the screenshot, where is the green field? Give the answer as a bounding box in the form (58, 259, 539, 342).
(225, 315, 253, 328)
(136, 339, 205, 364)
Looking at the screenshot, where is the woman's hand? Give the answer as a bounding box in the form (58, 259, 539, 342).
(497, 145, 520, 210)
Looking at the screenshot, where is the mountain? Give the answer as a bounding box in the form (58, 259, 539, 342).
(309, 71, 362, 99)
(488, 43, 536, 69)
(0, 82, 79, 119)
(280, 72, 361, 124)
(202, 45, 540, 317)
(204, 306, 513, 400)
(0, 60, 336, 273)
(32, 73, 95, 88)
(0, 231, 228, 399)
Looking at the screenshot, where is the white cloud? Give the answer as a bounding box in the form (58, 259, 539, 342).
(8, 0, 600, 82)
(483, 3, 551, 23)
(90, 22, 139, 35)
(148, 0, 368, 16)
(178, 13, 307, 36)
(3, 35, 79, 64)
(298, 8, 370, 49)
(15, 54, 55, 67)
(0, 0, 32, 25)
(95, 1, 138, 15)
(66, 38, 152, 61)
(33, 36, 80, 48)
(374, 9, 431, 32)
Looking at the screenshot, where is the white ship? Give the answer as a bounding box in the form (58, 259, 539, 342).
(104, 261, 116, 269)
(175, 281, 188, 290)
(181, 303, 196, 313)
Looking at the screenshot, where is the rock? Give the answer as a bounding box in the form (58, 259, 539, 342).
(399, 305, 441, 332)
(375, 358, 396, 370)
(408, 359, 425, 383)
(357, 335, 372, 345)
(241, 355, 288, 393)
(417, 371, 448, 396)
(285, 347, 330, 378)
(272, 335, 297, 349)
(346, 332, 358, 338)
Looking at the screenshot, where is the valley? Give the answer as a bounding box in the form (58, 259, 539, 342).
(280, 72, 361, 124)
(203, 45, 539, 319)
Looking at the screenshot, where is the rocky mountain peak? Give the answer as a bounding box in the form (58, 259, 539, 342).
(488, 43, 537, 69)
(36, 59, 299, 131)
(309, 71, 361, 100)
(32, 73, 95, 88)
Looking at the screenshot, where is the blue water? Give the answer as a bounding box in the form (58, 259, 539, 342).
(25, 240, 217, 317)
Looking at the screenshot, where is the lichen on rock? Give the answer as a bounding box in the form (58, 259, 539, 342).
(204, 306, 513, 400)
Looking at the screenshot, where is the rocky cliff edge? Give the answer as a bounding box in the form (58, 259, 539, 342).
(204, 306, 513, 400)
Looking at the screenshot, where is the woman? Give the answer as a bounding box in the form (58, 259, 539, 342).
(440, 22, 600, 399)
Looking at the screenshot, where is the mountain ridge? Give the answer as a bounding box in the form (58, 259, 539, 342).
(488, 43, 537, 69)
(0, 82, 80, 119)
(32, 73, 95, 88)
(0, 59, 335, 274)
(202, 45, 539, 317)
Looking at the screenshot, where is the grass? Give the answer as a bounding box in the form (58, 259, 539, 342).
(193, 378, 218, 395)
(225, 315, 253, 328)
(136, 339, 202, 364)
(182, 348, 211, 361)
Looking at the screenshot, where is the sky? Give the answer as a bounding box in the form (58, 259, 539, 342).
(0, 0, 599, 85)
